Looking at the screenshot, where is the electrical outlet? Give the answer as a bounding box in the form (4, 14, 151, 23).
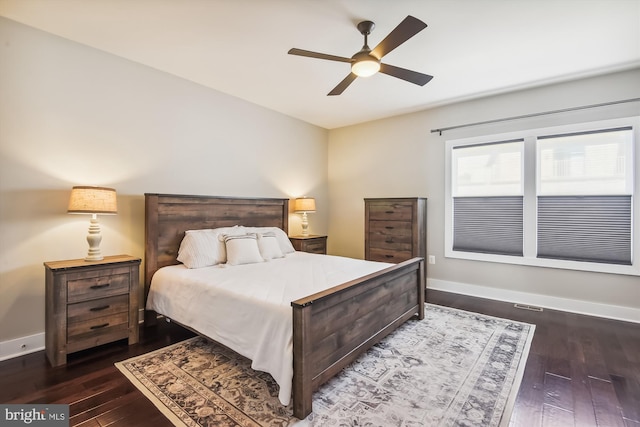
(428, 255, 435, 264)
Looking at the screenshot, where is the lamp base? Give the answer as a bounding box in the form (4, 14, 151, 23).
(85, 215, 104, 261)
(300, 212, 310, 236)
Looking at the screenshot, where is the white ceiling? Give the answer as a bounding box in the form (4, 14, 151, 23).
(1, 0, 639, 129)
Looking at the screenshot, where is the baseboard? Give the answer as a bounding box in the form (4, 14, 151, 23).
(0, 332, 45, 362)
(1, 310, 147, 363)
(428, 278, 640, 324)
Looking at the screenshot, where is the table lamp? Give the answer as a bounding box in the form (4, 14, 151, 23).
(294, 197, 316, 237)
(68, 186, 118, 261)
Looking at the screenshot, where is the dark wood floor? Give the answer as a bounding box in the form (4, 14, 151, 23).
(1, 289, 638, 426)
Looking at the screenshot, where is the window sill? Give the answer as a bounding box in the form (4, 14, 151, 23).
(445, 249, 639, 276)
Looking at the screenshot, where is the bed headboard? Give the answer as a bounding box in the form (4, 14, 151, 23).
(144, 193, 289, 308)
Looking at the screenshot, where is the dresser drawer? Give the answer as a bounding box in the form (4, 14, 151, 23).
(368, 233, 413, 252)
(368, 248, 413, 263)
(368, 202, 413, 221)
(368, 220, 412, 236)
(67, 268, 131, 303)
(67, 294, 129, 323)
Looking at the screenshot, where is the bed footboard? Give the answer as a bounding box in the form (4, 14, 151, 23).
(290, 257, 425, 419)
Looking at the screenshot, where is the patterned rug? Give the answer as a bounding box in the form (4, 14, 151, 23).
(116, 304, 534, 426)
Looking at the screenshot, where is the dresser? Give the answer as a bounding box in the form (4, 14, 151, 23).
(44, 254, 141, 367)
(289, 235, 327, 254)
(365, 198, 427, 265)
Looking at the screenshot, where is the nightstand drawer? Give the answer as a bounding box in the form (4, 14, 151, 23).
(67, 294, 129, 323)
(67, 269, 131, 303)
(66, 313, 130, 354)
(368, 202, 413, 221)
(289, 235, 327, 254)
(303, 240, 327, 254)
(67, 311, 129, 339)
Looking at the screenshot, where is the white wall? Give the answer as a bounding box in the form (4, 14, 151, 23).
(0, 17, 329, 345)
(328, 68, 640, 321)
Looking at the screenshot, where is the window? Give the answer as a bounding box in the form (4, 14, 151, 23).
(445, 117, 639, 275)
(452, 140, 524, 256)
(537, 128, 633, 265)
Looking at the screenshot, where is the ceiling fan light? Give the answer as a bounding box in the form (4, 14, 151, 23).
(351, 58, 380, 77)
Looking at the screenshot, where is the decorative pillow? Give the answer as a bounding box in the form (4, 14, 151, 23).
(223, 234, 263, 266)
(177, 229, 220, 269)
(245, 227, 295, 254)
(211, 225, 245, 263)
(257, 232, 284, 260)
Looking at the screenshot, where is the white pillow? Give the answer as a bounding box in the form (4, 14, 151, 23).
(223, 234, 264, 266)
(257, 232, 284, 260)
(177, 229, 220, 269)
(176, 226, 246, 268)
(245, 227, 295, 254)
(210, 225, 245, 263)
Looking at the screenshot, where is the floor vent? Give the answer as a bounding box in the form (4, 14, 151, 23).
(514, 303, 543, 312)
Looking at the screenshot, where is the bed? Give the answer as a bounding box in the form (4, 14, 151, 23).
(143, 193, 425, 419)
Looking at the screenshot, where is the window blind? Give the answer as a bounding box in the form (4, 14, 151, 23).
(453, 196, 523, 256)
(537, 195, 632, 265)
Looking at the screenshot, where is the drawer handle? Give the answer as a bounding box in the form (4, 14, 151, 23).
(385, 210, 395, 214)
(89, 305, 110, 312)
(90, 323, 109, 330)
(385, 254, 394, 258)
(385, 238, 394, 243)
(90, 283, 110, 290)
(385, 226, 394, 230)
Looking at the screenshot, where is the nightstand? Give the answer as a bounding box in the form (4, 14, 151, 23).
(44, 254, 141, 367)
(289, 235, 328, 254)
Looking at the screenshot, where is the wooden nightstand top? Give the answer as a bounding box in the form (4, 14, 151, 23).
(288, 235, 327, 240)
(44, 254, 140, 271)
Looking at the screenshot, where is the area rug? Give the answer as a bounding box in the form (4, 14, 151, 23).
(115, 304, 534, 426)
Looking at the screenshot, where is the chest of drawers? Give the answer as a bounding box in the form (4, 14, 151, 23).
(365, 198, 427, 265)
(44, 255, 141, 366)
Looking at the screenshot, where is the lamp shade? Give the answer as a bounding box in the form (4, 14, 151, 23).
(68, 186, 118, 214)
(294, 197, 316, 213)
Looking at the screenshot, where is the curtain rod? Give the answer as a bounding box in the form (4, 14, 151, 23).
(430, 97, 640, 136)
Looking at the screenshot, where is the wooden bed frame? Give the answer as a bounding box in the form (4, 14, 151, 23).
(144, 193, 425, 419)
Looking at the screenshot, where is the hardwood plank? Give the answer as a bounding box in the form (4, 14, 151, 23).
(510, 352, 545, 427)
(543, 372, 573, 412)
(569, 359, 599, 426)
(589, 376, 626, 427)
(542, 403, 575, 427)
(610, 373, 640, 423)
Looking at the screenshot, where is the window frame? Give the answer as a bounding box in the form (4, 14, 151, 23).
(444, 116, 639, 276)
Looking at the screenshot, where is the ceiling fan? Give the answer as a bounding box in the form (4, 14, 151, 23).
(288, 15, 433, 96)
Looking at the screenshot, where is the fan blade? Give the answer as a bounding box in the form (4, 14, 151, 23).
(328, 73, 358, 96)
(371, 15, 427, 59)
(379, 63, 433, 86)
(288, 48, 352, 63)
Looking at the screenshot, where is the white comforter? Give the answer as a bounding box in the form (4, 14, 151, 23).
(145, 251, 391, 405)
